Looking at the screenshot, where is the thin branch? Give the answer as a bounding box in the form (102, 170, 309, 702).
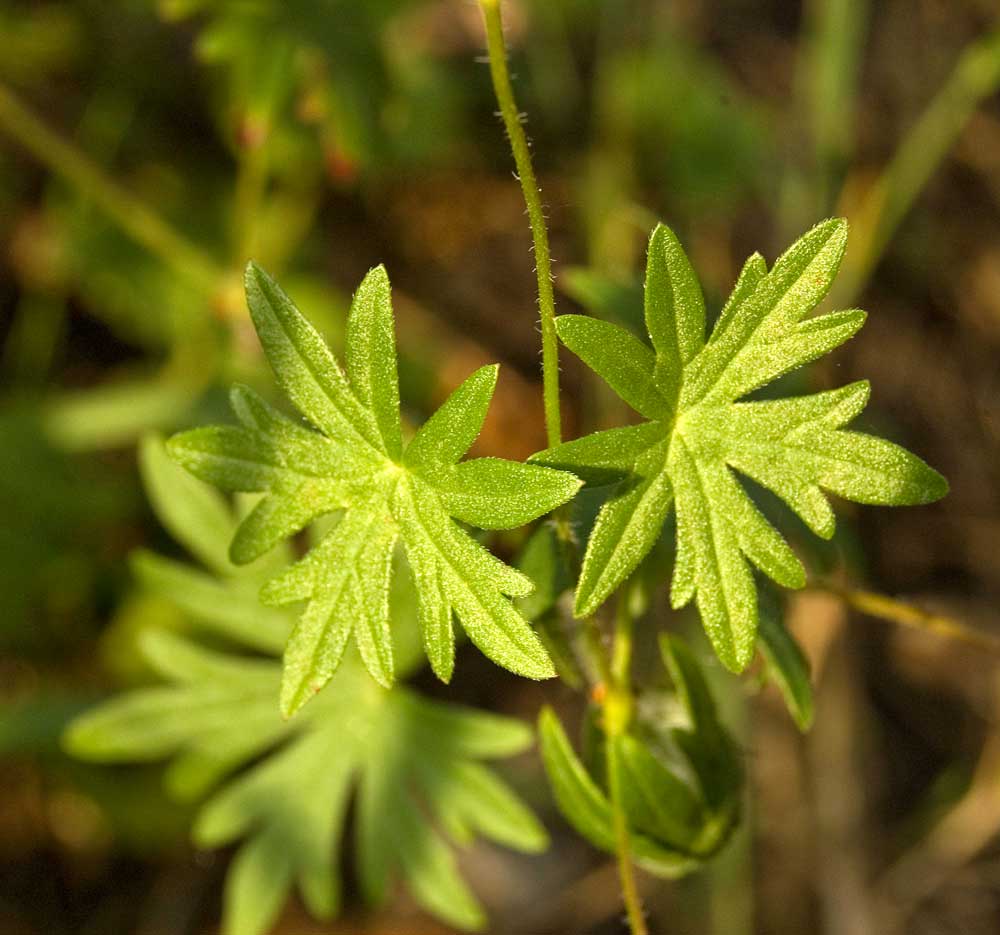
(478, 0, 562, 447)
(603, 593, 648, 935)
(0, 81, 222, 291)
(809, 580, 1000, 654)
(837, 23, 1000, 300)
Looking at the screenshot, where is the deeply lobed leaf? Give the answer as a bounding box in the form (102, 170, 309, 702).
(534, 219, 947, 671)
(69, 634, 546, 935)
(66, 445, 549, 935)
(170, 263, 581, 712)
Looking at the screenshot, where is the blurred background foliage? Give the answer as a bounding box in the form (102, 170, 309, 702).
(1, 0, 1000, 933)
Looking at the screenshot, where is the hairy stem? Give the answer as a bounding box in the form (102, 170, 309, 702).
(0, 81, 222, 291)
(479, 0, 562, 447)
(603, 594, 647, 935)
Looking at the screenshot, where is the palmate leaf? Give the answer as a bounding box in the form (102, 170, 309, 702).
(65, 437, 548, 935)
(170, 263, 580, 714)
(68, 634, 546, 935)
(534, 219, 947, 671)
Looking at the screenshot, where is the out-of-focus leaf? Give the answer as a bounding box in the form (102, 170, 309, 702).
(66, 440, 547, 934)
(45, 379, 198, 452)
(139, 433, 236, 575)
(757, 596, 814, 731)
(515, 524, 583, 688)
(537, 707, 697, 877)
(0, 407, 132, 646)
(130, 551, 288, 654)
(69, 634, 546, 935)
(560, 266, 644, 333)
(515, 523, 574, 624)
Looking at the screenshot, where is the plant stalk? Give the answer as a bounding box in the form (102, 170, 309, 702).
(479, 0, 562, 447)
(837, 23, 1000, 300)
(604, 594, 648, 935)
(0, 81, 222, 291)
(811, 580, 1000, 654)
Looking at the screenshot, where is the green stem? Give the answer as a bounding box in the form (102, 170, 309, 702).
(837, 23, 1000, 300)
(811, 579, 1000, 654)
(229, 40, 292, 268)
(232, 136, 269, 268)
(479, 0, 562, 447)
(0, 81, 222, 291)
(603, 593, 647, 935)
(610, 593, 635, 689)
(607, 737, 648, 935)
(582, 616, 613, 688)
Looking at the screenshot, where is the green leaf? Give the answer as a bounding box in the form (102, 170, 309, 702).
(130, 550, 289, 654)
(660, 635, 743, 819)
(614, 733, 705, 851)
(645, 222, 706, 409)
(139, 434, 236, 575)
(532, 421, 664, 488)
(429, 458, 583, 530)
(63, 630, 290, 770)
(534, 219, 947, 672)
(537, 707, 616, 852)
(170, 264, 579, 711)
(574, 440, 673, 618)
(69, 438, 538, 933)
(757, 598, 814, 731)
(538, 637, 745, 867)
(69, 632, 543, 935)
(515, 522, 574, 623)
(537, 707, 699, 877)
(273, 504, 398, 707)
(345, 265, 403, 459)
(403, 365, 498, 470)
(243, 261, 380, 451)
(195, 727, 356, 933)
(555, 316, 668, 420)
(392, 475, 552, 685)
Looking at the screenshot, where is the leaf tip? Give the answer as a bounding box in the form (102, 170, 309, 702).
(571, 587, 598, 620)
(243, 259, 268, 292)
(228, 381, 252, 408)
(358, 262, 391, 294)
(553, 314, 583, 338)
(163, 432, 192, 467)
(520, 653, 558, 680)
(917, 466, 949, 504)
(228, 535, 257, 567)
(537, 704, 558, 734)
(648, 220, 678, 248)
(279, 677, 313, 720)
(60, 720, 90, 759)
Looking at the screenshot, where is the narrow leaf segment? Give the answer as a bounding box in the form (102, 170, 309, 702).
(534, 219, 947, 671)
(66, 437, 548, 935)
(170, 263, 580, 714)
